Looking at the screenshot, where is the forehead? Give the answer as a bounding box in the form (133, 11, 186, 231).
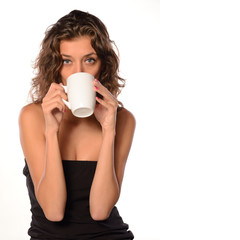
(60, 36, 96, 55)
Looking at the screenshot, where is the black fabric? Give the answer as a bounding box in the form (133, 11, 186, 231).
(23, 159, 134, 240)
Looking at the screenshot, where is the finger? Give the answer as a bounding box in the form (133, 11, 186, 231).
(46, 95, 66, 111)
(44, 86, 68, 103)
(47, 89, 68, 101)
(96, 96, 109, 108)
(93, 80, 109, 97)
(95, 88, 118, 107)
(93, 80, 116, 102)
(46, 82, 66, 97)
(96, 97, 118, 114)
(43, 93, 66, 105)
(43, 101, 65, 114)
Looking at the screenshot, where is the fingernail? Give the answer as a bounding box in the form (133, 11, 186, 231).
(95, 79, 99, 82)
(95, 86, 99, 90)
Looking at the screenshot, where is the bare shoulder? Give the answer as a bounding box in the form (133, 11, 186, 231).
(19, 103, 44, 132)
(115, 108, 135, 172)
(116, 107, 136, 139)
(18, 103, 47, 197)
(117, 107, 136, 128)
(19, 102, 42, 117)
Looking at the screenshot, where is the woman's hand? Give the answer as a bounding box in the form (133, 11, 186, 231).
(41, 83, 68, 133)
(93, 79, 118, 132)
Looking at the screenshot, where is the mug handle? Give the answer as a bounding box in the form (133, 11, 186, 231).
(61, 85, 71, 110)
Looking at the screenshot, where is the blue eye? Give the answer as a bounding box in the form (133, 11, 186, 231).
(63, 59, 72, 64)
(86, 58, 96, 63)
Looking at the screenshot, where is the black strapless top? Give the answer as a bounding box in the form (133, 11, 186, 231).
(23, 159, 134, 240)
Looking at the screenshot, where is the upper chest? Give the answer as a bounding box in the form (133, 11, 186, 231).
(57, 119, 103, 160)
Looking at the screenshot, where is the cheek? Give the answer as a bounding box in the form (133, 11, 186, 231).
(60, 68, 69, 83)
(93, 69, 100, 79)
(93, 62, 102, 79)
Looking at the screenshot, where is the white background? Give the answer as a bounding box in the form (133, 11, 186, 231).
(0, 0, 239, 240)
(0, 0, 160, 239)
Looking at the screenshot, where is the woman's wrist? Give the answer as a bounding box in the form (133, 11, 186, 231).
(45, 128, 59, 138)
(102, 127, 116, 137)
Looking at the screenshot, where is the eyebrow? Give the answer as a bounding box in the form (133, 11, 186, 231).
(61, 52, 97, 58)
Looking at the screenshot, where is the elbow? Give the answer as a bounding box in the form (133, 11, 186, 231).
(44, 210, 65, 222)
(36, 190, 66, 222)
(90, 207, 111, 221)
(37, 199, 65, 222)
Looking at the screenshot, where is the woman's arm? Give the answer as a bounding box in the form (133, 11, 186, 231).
(89, 128, 118, 221)
(89, 80, 136, 221)
(19, 84, 68, 221)
(37, 129, 67, 221)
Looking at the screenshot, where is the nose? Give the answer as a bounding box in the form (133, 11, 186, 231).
(74, 62, 84, 73)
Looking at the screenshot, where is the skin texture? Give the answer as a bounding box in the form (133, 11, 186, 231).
(19, 36, 136, 221)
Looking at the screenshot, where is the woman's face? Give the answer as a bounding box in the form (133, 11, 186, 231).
(59, 36, 101, 85)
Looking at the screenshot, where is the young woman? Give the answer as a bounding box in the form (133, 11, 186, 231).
(19, 10, 135, 240)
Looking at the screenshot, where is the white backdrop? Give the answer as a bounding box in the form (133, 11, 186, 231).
(0, 0, 160, 240)
(159, 1, 240, 240)
(0, 0, 240, 240)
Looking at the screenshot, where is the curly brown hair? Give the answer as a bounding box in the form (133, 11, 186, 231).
(29, 10, 125, 105)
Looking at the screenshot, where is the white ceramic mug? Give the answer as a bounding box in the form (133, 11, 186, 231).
(62, 72, 96, 118)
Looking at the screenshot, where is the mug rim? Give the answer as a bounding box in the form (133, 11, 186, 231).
(67, 72, 94, 82)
